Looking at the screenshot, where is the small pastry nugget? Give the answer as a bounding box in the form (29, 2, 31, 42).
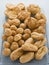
(10, 48, 23, 61)
(17, 3, 25, 10)
(31, 32, 44, 40)
(3, 22, 10, 29)
(5, 28, 12, 36)
(17, 28, 24, 34)
(22, 43, 38, 51)
(14, 34, 22, 41)
(10, 25, 17, 31)
(27, 4, 40, 14)
(20, 52, 34, 63)
(18, 39, 24, 46)
(5, 9, 17, 19)
(26, 17, 38, 29)
(5, 6, 21, 19)
(11, 42, 19, 50)
(2, 34, 7, 40)
(17, 11, 30, 20)
(24, 29, 31, 34)
(38, 19, 46, 27)
(34, 38, 47, 48)
(2, 48, 11, 56)
(35, 12, 46, 21)
(7, 19, 13, 26)
(11, 30, 16, 36)
(19, 23, 26, 29)
(23, 33, 30, 40)
(35, 46, 48, 60)
(3, 41, 10, 48)
(7, 36, 14, 43)
(11, 19, 20, 26)
(25, 38, 34, 44)
(33, 26, 46, 34)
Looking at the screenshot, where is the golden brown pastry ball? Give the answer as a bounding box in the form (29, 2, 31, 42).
(18, 39, 24, 46)
(17, 28, 24, 34)
(7, 36, 14, 43)
(3, 41, 10, 48)
(10, 25, 17, 31)
(2, 48, 11, 56)
(24, 29, 31, 34)
(35, 12, 46, 21)
(27, 4, 40, 14)
(12, 19, 20, 26)
(14, 34, 22, 41)
(11, 42, 19, 50)
(3, 22, 10, 29)
(7, 19, 13, 26)
(23, 33, 30, 40)
(2, 34, 7, 40)
(19, 23, 26, 29)
(17, 11, 30, 20)
(11, 30, 16, 36)
(17, 3, 25, 10)
(5, 28, 12, 36)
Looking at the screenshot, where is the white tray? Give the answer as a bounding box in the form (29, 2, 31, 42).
(0, 0, 49, 65)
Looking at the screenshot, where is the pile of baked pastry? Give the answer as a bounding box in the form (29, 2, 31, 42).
(2, 3, 48, 63)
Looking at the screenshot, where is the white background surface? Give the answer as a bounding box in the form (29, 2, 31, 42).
(0, 0, 49, 65)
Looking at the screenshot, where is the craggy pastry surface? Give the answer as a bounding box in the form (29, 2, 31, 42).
(1, 2, 48, 64)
